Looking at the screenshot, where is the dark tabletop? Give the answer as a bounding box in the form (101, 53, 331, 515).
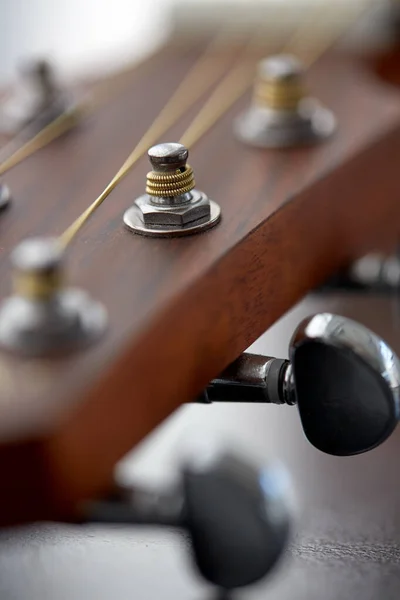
(1, 292, 400, 600)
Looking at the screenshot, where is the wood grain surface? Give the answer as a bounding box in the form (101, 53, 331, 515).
(1, 292, 400, 599)
(0, 43, 400, 524)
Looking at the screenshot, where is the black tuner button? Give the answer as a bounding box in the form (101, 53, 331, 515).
(290, 313, 400, 456)
(182, 451, 291, 589)
(85, 450, 292, 591)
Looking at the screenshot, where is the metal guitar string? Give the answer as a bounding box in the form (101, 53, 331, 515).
(59, 28, 256, 248)
(59, 2, 367, 247)
(0, 109, 84, 177)
(0, 30, 229, 178)
(0, 54, 160, 177)
(178, 2, 368, 149)
(0, 81, 126, 177)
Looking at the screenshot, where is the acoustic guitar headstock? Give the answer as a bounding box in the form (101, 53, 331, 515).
(0, 0, 400, 529)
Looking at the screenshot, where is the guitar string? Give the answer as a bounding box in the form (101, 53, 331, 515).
(60, 2, 366, 247)
(297, 1, 372, 68)
(0, 1, 371, 179)
(58, 28, 263, 247)
(171, 2, 368, 154)
(0, 53, 163, 176)
(0, 27, 232, 178)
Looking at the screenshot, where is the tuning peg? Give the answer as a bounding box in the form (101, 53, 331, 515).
(235, 54, 336, 148)
(0, 237, 107, 355)
(1, 59, 78, 135)
(84, 450, 292, 590)
(123, 142, 221, 237)
(206, 313, 400, 456)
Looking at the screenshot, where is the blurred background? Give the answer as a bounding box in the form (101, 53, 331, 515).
(0, 0, 389, 85)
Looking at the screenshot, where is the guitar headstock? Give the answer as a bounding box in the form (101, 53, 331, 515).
(0, 0, 400, 526)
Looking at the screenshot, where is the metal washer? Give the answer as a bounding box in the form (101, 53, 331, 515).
(235, 100, 336, 148)
(0, 288, 107, 356)
(123, 200, 221, 238)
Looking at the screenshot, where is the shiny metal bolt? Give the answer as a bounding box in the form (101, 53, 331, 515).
(259, 54, 304, 83)
(148, 142, 188, 172)
(123, 141, 221, 237)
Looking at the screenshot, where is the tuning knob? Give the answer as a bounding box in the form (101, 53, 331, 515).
(206, 313, 400, 456)
(85, 450, 292, 590)
(290, 313, 400, 455)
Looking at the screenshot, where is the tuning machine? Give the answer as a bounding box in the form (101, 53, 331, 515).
(123, 142, 221, 237)
(84, 449, 292, 591)
(0, 237, 107, 356)
(235, 54, 336, 148)
(203, 313, 400, 456)
(1, 59, 79, 136)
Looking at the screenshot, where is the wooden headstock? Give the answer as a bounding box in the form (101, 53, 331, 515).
(1, 3, 400, 526)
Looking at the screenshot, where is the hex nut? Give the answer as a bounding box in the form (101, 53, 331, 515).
(135, 190, 211, 228)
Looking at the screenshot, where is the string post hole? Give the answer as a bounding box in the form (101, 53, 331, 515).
(123, 142, 221, 237)
(0, 237, 107, 356)
(234, 54, 336, 148)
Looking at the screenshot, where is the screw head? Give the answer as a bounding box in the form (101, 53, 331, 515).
(12, 237, 63, 275)
(148, 142, 188, 172)
(259, 54, 304, 82)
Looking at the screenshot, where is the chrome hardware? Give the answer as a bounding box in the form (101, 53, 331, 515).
(207, 313, 400, 456)
(1, 59, 78, 135)
(123, 142, 221, 237)
(0, 237, 107, 356)
(235, 54, 336, 148)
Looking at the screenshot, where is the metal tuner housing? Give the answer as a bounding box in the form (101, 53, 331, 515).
(206, 313, 400, 456)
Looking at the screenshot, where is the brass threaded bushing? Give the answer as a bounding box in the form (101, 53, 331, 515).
(146, 164, 195, 197)
(146, 143, 195, 198)
(254, 54, 305, 111)
(12, 237, 64, 300)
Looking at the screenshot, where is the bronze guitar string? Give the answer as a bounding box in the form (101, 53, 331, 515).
(58, 27, 260, 247)
(0, 28, 231, 178)
(59, 2, 369, 247)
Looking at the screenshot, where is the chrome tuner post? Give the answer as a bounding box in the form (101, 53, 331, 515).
(1, 59, 79, 135)
(123, 142, 221, 237)
(84, 449, 292, 591)
(0, 237, 107, 356)
(235, 54, 336, 148)
(204, 313, 400, 456)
